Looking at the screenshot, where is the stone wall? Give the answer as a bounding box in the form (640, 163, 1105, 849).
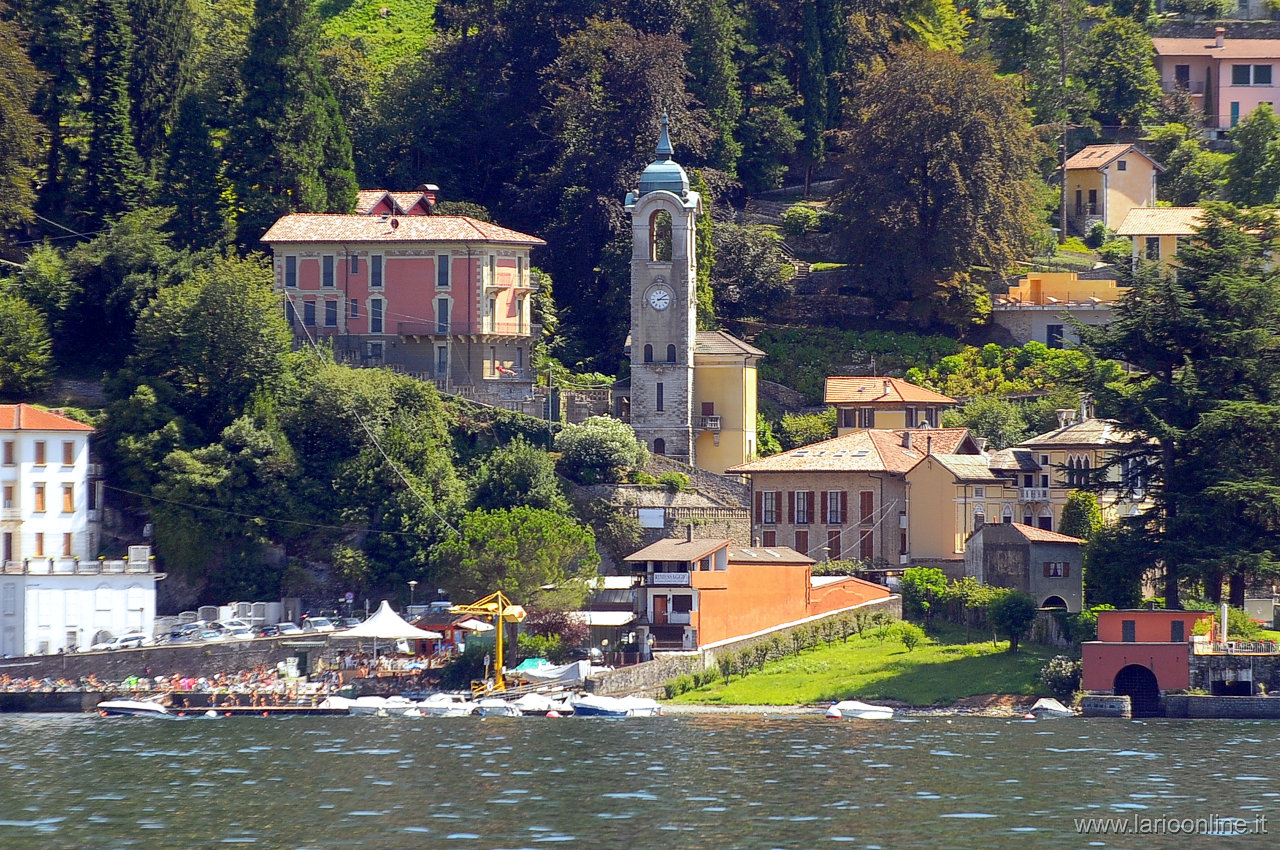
(700, 596, 901, 663)
(1080, 694, 1131, 718)
(1189, 652, 1280, 693)
(1, 638, 335, 681)
(1164, 694, 1280, 719)
(586, 653, 704, 697)
(648, 454, 750, 507)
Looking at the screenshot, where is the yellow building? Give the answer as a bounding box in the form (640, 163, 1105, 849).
(1115, 206, 1202, 272)
(993, 272, 1127, 348)
(1064, 144, 1163, 235)
(693, 331, 761, 474)
(825, 377, 958, 435)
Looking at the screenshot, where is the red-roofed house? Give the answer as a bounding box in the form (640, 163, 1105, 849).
(261, 191, 546, 405)
(1153, 28, 1280, 131)
(824, 377, 958, 434)
(1063, 144, 1162, 235)
(623, 532, 891, 649)
(963, 521, 1084, 612)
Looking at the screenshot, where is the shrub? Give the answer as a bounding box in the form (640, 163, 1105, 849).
(897, 621, 926, 652)
(781, 204, 821, 236)
(900, 567, 948, 626)
(1039, 655, 1083, 702)
(989, 590, 1038, 652)
(657, 471, 689, 493)
(1228, 606, 1264, 641)
(1083, 221, 1110, 249)
(555, 416, 648, 484)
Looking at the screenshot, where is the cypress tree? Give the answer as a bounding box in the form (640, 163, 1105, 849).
(685, 0, 743, 177)
(228, 0, 356, 245)
(161, 93, 231, 249)
(797, 0, 827, 193)
(83, 0, 148, 223)
(127, 0, 195, 171)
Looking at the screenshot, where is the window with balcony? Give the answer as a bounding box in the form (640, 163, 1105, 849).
(33, 484, 44, 513)
(33, 532, 43, 557)
(62, 441, 74, 466)
(62, 533, 72, 557)
(487, 297, 496, 331)
(371, 255, 383, 288)
(322, 255, 334, 287)
(371, 298, 384, 333)
(62, 484, 73, 513)
(436, 346, 448, 376)
(284, 256, 297, 287)
(33, 441, 44, 466)
(2, 485, 11, 508)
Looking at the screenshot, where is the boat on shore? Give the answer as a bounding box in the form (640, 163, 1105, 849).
(569, 693, 663, 717)
(826, 700, 895, 720)
(97, 698, 173, 718)
(1027, 697, 1075, 718)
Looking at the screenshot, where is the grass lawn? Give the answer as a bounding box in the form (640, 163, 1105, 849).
(668, 625, 1057, 707)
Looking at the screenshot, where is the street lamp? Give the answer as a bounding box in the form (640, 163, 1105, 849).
(408, 580, 418, 608)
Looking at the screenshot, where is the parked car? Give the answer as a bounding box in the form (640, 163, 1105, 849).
(223, 627, 255, 640)
(276, 622, 302, 636)
(339, 617, 363, 630)
(90, 632, 153, 651)
(301, 617, 335, 633)
(257, 625, 280, 638)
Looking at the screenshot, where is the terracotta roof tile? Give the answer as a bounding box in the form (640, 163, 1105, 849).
(260, 214, 546, 246)
(1064, 144, 1163, 172)
(1115, 206, 1204, 237)
(695, 330, 764, 357)
(0, 404, 93, 432)
(624, 538, 732, 563)
(1010, 522, 1084, 544)
(824, 376, 957, 405)
(728, 427, 973, 475)
(1154, 36, 1280, 60)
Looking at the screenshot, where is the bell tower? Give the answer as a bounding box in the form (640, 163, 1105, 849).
(625, 114, 701, 464)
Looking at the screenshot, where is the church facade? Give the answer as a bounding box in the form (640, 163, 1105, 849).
(624, 117, 761, 475)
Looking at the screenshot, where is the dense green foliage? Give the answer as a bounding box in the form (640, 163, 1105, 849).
(554, 416, 649, 485)
(1058, 490, 1103, 541)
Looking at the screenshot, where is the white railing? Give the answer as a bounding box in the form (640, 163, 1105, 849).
(698, 415, 722, 431)
(1021, 487, 1051, 502)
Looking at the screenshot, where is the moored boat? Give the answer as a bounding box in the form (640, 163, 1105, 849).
(97, 698, 173, 718)
(475, 697, 523, 717)
(349, 695, 419, 716)
(569, 693, 664, 717)
(416, 692, 479, 717)
(826, 700, 894, 720)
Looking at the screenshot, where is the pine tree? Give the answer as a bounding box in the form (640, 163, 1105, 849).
(0, 17, 47, 230)
(227, 0, 356, 245)
(127, 0, 195, 171)
(83, 0, 147, 223)
(161, 93, 231, 249)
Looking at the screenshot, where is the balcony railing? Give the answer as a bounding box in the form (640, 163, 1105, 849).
(2, 558, 158, 575)
(697, 415, 721, 431)
(0, 508, 18, 521)
(1162, 80, 1206, 95)
(1021, 487, 1051, 502)
(397, 321, 540, 338)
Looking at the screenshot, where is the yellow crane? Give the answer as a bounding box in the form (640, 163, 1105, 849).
(449, 590, 526, 694)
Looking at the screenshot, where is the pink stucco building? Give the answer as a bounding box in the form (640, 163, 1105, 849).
(1154, 28, 1280, 131)
(261, 188, 545, 402)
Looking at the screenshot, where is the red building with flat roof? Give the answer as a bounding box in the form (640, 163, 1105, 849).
(1082, 609, 1213, 716)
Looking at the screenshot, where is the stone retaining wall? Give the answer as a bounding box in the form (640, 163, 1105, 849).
(1163, 694, 1280, 719)
(701, 596, 901, 663)
(1080, 694, 1131, 718)
(0, 638, 335, 681)
(586, 654, 704, 697)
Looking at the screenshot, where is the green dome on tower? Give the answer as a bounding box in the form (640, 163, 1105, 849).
(638, 112, 689, 197)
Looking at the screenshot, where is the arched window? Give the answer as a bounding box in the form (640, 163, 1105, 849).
(1002, 504, 1014, 524)
(653, 438, 666, 455)
(1080, 456, 1090, 486)
(1066, 457, 1078, 487)
(643, 344, 653, 363)
(649, 210, 673, 262)
(973, 509, 985, 532)
(666, 344, 677, 363)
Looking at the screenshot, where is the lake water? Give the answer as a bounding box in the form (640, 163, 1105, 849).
(0, 712, 1274, 849)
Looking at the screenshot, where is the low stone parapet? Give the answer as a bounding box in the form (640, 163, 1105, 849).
(1080, 694, 1131, 718)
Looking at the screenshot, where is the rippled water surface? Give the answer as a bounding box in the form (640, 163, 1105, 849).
(0, 713, 1275, 849)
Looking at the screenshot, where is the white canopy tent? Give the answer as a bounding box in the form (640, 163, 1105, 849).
(332, 600, 443, 656)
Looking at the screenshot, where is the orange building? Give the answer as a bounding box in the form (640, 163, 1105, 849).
(623, 533, 891, 650)
(1081, 609, 1213, 716)
(825, 376, 957, 434)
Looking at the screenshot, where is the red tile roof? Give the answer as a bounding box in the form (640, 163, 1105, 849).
(260, 214, 546, 246)
(624, 538, 732, 563)
(1064, 144, 1163, 172)
(1010, 522, 1084, 544)
(0, 404, 93, 432)
(824, 376, 957, 406)
(728, 427, 974, 474)
(1154, 36, 1280, 60)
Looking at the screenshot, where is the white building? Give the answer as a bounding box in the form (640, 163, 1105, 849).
(0, 405, 160, 655)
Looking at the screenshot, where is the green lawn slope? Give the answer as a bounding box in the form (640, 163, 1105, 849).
(669, 626, 1056, 707)
(317, 0, 436, 69)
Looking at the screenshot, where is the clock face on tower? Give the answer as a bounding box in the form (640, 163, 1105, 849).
(648, 286, 672, 311)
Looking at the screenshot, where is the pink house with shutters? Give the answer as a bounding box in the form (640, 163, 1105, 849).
(1154, 28, 1280, 131)
(260, 188, 546, 400)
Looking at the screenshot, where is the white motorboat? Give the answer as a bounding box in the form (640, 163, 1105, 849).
(569, 693, 664, 717)
(509, 692, 564, 716)
(1028, 697, 1075, 718)
(349, 695, 419, 716)
(317, 695, 357, 712)
(475, 697, 523, 717)
(826, 700, 895, 720)
(97, 698, 173, 718)
(416, 692, 479, 717)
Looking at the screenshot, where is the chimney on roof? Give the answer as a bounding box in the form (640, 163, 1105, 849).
(976, 437, 988, 452)
(1079, 393, 1095, 422)
(902, 430, 912, 449)
(418, 183, 439, 215)
(1056, 408, 1076, 429)
(685, 523, 694, 543)
(926, 435, 933, 456)
(1215, 26, 1225, 48)
(883, 379, 892, 396)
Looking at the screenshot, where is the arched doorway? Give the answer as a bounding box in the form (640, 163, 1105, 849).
(1041, 595, 1068, 609)
(1114, 664, 1160, 717)
(653, 438, 666, 455)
